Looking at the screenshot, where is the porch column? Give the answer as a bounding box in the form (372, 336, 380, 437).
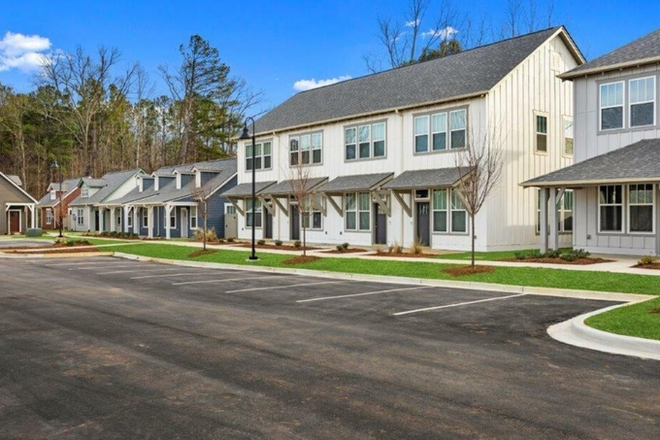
(123, 206, 130, 233)
(29, 205, 35, 228)
(85, 206, 91, 231)
(165, 204, 174, 239)
(134, 207, 140, 235)
(539, 188, 549, 253)
(548, 188, 559, 251)
(110, 207, 116, 232)
(147, 206, 154, 239)
(99, 207, 105, 232)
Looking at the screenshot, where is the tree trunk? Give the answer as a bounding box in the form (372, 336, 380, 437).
(302, 211, 307, 257)
(471, 214, 476, 267)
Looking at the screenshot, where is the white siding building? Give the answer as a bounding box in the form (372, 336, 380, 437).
(525, 27, 660, 256)
(225, 27, 584, 251)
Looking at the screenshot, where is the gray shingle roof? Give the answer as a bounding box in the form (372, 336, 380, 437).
(39, 178, 83, 206)
(562, 27, 660, 79)
(264, 177, 329, 196)
(254, 27, 563, 134)
(81, 177, 106, 187)
(104, 186, 155, 205)
(382, 167, 472, 190)
(221, 181, 277, 198)
(317, 173, 393, 193)
(70, 169, 142, 206)
(522, 139, 660, 187)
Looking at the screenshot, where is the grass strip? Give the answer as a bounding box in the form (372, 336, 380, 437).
(585, 297, 660, 341)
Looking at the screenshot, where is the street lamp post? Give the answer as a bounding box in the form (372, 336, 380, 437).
(239, 117, 259, 261)
(51, 160, 64, 238)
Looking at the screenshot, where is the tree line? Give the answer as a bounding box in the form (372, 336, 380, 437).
(0, 35, 261, 197)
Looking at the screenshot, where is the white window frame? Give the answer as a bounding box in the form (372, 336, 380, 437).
(414, 109, 466, 154)
(50, 190, 57, 200)
(628, 184, 655, 234)
(344, 122, 386, 161)
(77, 208, 84, 226)
(290, 132, 323, 166)
(598, 185, 624, 233)
(142, 208, 149, 229)
(449, 190, 468, 234)
(169, 208, 177, 229)
(246, 140, 272, 171)
(190, 206, 198, 229)
(534, 112, 548, 153)
(449, 109, 467, 151)
(225, 204, 236, 215)
(559, 189, 573, 232)
(563, 116, 574, 156)
(46, 208, 54, 224)
(629, 76, 656, 128)
(301, 196, 324, 231)
(432, 189, 448, 233)
(127, 209, 133, 228)
(81, 187, 89, 198)
(345, 192, 370, 231)
(599, 81, 625, 131)
(246, 198, 262, 228)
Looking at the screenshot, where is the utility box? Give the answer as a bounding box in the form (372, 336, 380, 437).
(26, 228, 43, 237)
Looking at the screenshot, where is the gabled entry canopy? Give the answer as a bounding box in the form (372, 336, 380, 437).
(221, 181, 277, 198)
(317, 173, 393, 193)
(264, 177, 328, 197)
(382, 167, 473, 191)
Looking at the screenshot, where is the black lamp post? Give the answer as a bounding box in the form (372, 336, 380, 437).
(51, 160, 64, 238)
(239, 117, 259, 261)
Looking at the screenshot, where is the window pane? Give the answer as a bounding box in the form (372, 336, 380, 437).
(433, 189, 447, 210)
(254, 143, 262, 156)
(246, 144, 253, 156)
(451, 130, 466, 150)
(359, 212, 370, 230)
(300, 134, 311, 150)
(263, 142, 272, 154)
(359, 193, 370, 211)
(451, 211, 467, 233)
(536, 115, 547, 134)
(630, 78, 654, 103)
(312, 149, 322, 163)
(313, 212, 322, 229)
(346, 212, 356, 230)
(432, 113, 447, 133)
(562, 213, 573, 232)
(433, 211, 447, 232)
(374, 140, 385, 157)
(564, 118, 574, 155)
(600, 206, 622, 232)
(345, 128, 356, 145)
(631, 102, 654, 127)
(536, 133, 547, 152)
(345, 144, 356, 160)
(345, 194, 356, 211)
(415, 135, 429, 152)
(302, 214, 310, 229)
(290, 152, 299, 165)
(264, 156, 272, 169)
(358, 125, 370, 143)
(246, 158, 253, 170)
(372, 123, 385, 140)
(602, 107, 623, 130)
(601, 83, 623, 107)
(433, 132, 447, 150)
(301, 151, 310, 164)
(450, 110, 466, 130)
(359, 142, 371, 158)
(290, 137, 299, 151)
(630, 206, 653, 232)
(311, 133, 322, 149)
(414, 116, 428, 136)
(451, 191, 464, 210)
(255, 157, 262, 170)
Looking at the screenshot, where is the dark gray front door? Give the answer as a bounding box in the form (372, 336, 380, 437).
(290, 205, 300, 241)
(374, 203, 387, 245)
(416, 202, 430, 246)
(264, 211, 273, 239)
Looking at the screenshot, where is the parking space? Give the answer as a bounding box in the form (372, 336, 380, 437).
(2, 255, 659, 439)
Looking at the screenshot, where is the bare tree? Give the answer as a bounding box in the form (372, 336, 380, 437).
(453, 130, 504, 267)
(287, 162, 314, 257)
(192, 186, 210, 251)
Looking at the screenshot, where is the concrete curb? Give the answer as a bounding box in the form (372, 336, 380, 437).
(112, 252, 650, 303)
(548, 300, 660, 361)
(0, 251, 113, 259)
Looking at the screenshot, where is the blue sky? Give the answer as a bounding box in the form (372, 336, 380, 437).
(1, 0, 659, 114)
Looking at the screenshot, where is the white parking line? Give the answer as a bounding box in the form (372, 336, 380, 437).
(78, 265, 132, 270)
(393, 293, 528, 316)
(172, 275, 286, 286)
(226, 280, 348, 294)
(297, 286, 433, 303)
(97, 268, 179, 275)
(43, 261, 113, 267)
(131, 272, 214, 280)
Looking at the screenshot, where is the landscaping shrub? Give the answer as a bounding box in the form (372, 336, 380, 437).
(639, 255, 658, 265)
(514, 251, 527, 260)
(410, 238, 423, 255)
(274, 240, 283, 246)
(294, 240, 302, 248)
(544, 249, 561, 259)
(194, 227, 217, 242)
(227, 237, 234, 243)
(341, 242, 350, 250)
(336, 244, 344, 252)
(257, 239, 266, 245)
(528, 249, 543, 259)
(388, 242, 403, 254)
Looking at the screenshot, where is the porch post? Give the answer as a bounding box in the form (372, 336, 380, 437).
(123, 206, 129, 233)
(147, 206, 154, 239)
(110, 207, 116, 232)
(548, 188, 559, 251)
(29, 205, 35, 229)
(86, 206, 91, 231)
(539, 188, 549, 253)
(134, 207, 139, 235)
(165, 204, 173, 239)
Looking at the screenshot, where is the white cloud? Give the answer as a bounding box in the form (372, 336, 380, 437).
(422, 26, 459, 40)
(293, 75, 352, 92)
(0, 31, 52, 72)
(405, 19, 420, 28)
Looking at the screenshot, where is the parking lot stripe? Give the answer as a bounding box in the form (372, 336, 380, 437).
(393, 293, 528, 316)
(43, 261, 112, 267)
(97, 268, 179, 275)
(226, 280, 348, 294)
(172, 275, 286, 286)
(131, 272, 213, 280)
(297, 286, 433, 303)
(78, 265, 132, 270)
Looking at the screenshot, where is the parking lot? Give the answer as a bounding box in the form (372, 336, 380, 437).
(1, 255, 659, 439)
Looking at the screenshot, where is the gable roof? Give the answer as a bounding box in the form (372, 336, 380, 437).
(522, 139, 660, 187)
(254, 27, 577, 135)
(0, 171, 38, 203)
(382, 167, 473, 190)
(317, 173, 393, 193)
(561, 27, 660, 79)
(70, 169, 142, 206)
(39, 178, 84, 206)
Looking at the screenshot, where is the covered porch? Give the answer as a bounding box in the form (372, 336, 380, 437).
(4, 203, 36, 234)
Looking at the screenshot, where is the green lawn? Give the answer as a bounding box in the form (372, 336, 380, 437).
(586, 297, 660, 341)
(111, 243, 660, 296)
(439, 248, 572, 261)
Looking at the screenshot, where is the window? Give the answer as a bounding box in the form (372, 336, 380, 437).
(290, 133, 322, 165)
(190, 207, 198, 229)
(246, 198, 262, 227)
(345, 123, 385, 161)
(450, 191, 467, 233)
(117, 215, 122, 226)
(301, 196, 323, 230)
(81, 187, 89, 198)
(246, 141, 272, 171)
(432, 189, 467, 233)
(415, 109, 465, 153)
(77, 208, 84, 226)
(225, 204, 236, 215)
(629, 184, 654, 233)
(559, 190, 573, 232)
(600, 82, 624, 130)
(142, 208, 149, 228)
(169, 209, 176, 229)
(599, 185, 623, 232)
(564, 117, 574, 155)
(432, 189, 448, 232)
(127, 209, 133, 228)
(629, 77, 655, 127)
(535, 114, 548, 152)
(46, 208, 53, 224)
(50, 190, 56, 200)
(345, 193, 370, 231)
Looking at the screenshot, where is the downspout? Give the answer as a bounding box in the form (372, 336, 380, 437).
(398, 108, 405, 246)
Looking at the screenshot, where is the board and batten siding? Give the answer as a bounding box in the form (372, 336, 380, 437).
(485, 31, 578, 249)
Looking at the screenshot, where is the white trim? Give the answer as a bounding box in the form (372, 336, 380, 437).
(628, 76, 656, 128)
(7, 209, 22, 234)
(598, 184, 624, 234)
(599, 81, 625, 131)
(627, 183, 655, 234)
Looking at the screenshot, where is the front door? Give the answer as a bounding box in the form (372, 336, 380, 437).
(416, 202, 430, 246)
(94, 210, 100, 231)
(264, 210, 273, 239)
(224, 204, 237, 239)
(374, 203, 387, 245)
(181, 208, 189, 238)
(8, 211, 20, 234)
(290, 204, 300, 241)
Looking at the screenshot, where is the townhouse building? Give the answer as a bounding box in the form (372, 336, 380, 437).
(525, 27, 660, 256)
(0, 172, 37, 234)
(223, 27, 584, 251)
(36, 178, 84, 230)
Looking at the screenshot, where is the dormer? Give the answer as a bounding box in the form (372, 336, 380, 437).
(142, 176, 154, 192)
(152, 173, 160, 191)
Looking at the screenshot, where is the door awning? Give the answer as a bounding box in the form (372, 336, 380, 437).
(317, 173, 393, 193)
(221, 181, 277, 198)
(382, 167, 472, 191)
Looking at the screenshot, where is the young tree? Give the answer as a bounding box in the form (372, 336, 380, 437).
(453, 130, 504, 267)
(192, 186, 210, 251)
(287, 162, 314, 257)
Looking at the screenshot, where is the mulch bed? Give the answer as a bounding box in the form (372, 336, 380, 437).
(322, 248, 367, 254)
(4, 246, 101, 255)
(500, 257, 611, 265)
(649, 307, 660, 315)
(370, 251, 439, 258)
(443, 265, 495, 277)
(188, 249, 218, 258)
(634, 263, 660, 271)
(238, 243, 319, 251)
(282, 256, 321, 265)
